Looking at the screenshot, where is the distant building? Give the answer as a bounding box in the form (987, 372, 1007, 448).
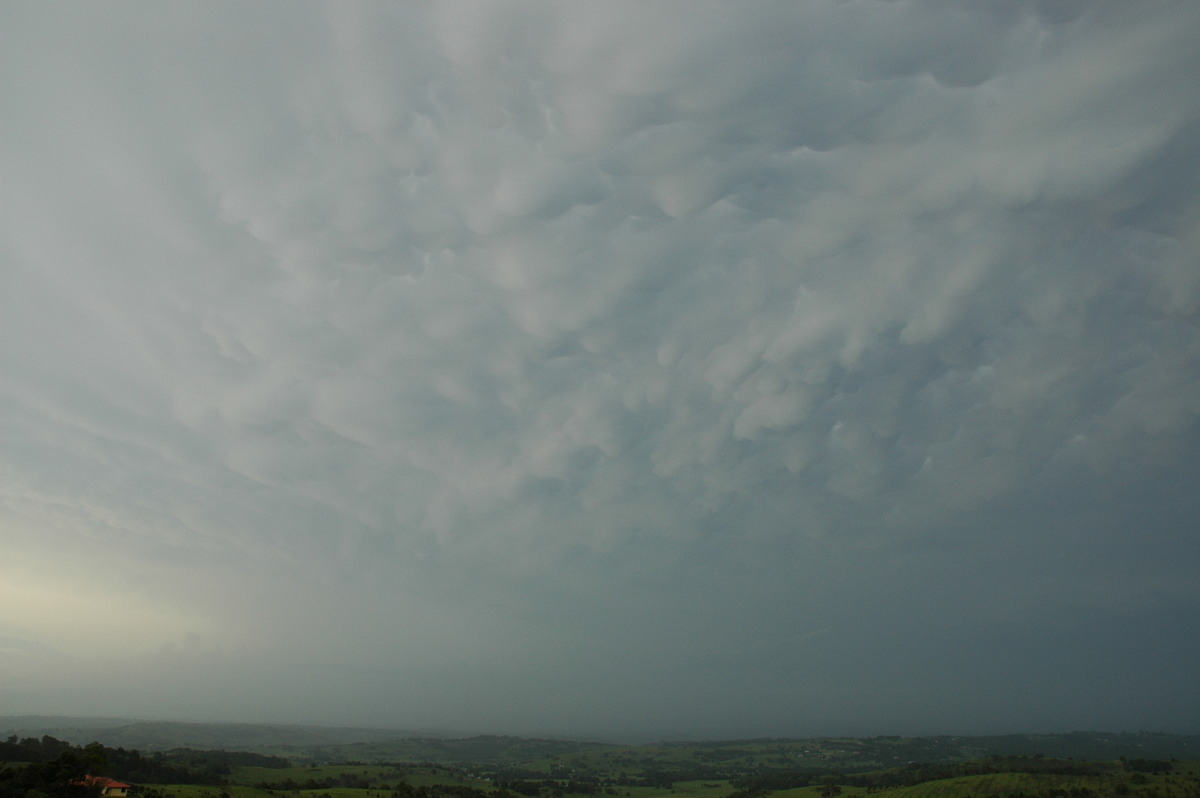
(77, 776, 132, 797)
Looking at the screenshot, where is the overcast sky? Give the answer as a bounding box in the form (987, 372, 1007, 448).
(2, 1, 1199, 741)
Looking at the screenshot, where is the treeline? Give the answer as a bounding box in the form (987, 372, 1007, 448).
(485, 767, 729, 791)
(0, 736, 79, 765)
(0, 735, 289, 788)
(500, 780, 603, 796)
(103, 747, 289, 785)
(0, 750, 98, 798)
(725, 770, 825, 796)
(257, 773, 381, 792)
(1122, 758, 1172, 773)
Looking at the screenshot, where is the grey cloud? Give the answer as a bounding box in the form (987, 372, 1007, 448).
(2, 0, 1198, 736)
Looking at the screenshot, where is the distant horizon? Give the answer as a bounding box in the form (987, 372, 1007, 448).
(3, 714, 1199, 746)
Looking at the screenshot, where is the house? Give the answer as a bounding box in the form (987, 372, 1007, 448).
(78, 776, 132, 797)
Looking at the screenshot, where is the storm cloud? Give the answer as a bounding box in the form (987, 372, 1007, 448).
(2, 1, 1198, 738)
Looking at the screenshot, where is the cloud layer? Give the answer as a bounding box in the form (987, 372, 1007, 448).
(2, 1, 1199, 737)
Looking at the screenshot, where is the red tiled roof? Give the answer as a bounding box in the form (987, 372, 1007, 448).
(77, 776, 132, 789)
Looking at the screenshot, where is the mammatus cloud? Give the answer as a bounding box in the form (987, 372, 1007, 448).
(1, 1, 1198, 736)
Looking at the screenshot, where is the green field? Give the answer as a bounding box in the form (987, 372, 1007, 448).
(5, 730, 1200, 798)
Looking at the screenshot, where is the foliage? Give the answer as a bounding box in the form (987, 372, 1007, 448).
(0, 737, 286, 787)
(1121, 758, 1172, 773)
(0, 750, 97, 798)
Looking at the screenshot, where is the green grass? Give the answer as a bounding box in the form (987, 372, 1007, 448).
(147, 787, 276, 798)
(879, 773, 1086, 796)
(783, 770, 1200, 798)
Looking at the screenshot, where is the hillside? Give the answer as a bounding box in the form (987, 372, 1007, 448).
(3, 718, 1197, 769)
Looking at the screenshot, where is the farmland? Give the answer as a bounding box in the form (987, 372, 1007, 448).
(136, 760, 1200, 798)
(3, 729, 1199, 798)
(136, 738, 1200, 798)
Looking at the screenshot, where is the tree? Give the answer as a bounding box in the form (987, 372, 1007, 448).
(82, 745, 109, 776)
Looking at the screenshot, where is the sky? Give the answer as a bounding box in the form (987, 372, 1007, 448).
(2, 0, 1199, 741)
